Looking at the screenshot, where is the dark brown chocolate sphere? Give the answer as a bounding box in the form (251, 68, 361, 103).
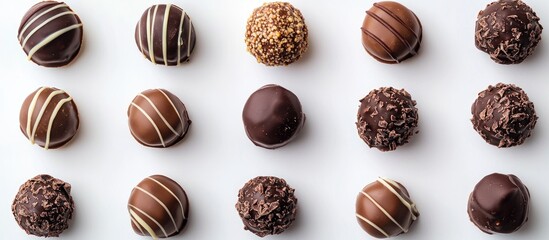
(135, 4, 196, 65)
(471, 83, 537, 148)
(245, 2, 308, 66)
(128, 175, 189, 238)
(361, 1, 422, 64)
(468, 173, 530, 234)
(18, 1, 83, 67)
(128, 89, 191, 148)
(356, 177, 419, 238)
(475, 0, 543, 64)
(12, 174, 74, 237)
(356, 87, 418, 151)
(242, 84, 305, 149)
(19, 87, 79, 149)
(235, 176, 298, 237)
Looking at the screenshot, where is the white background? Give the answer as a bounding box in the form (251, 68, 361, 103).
(1, 0, 548, 239)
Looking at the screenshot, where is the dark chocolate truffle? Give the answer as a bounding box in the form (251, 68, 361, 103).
(356, 177, 419, 238)
(242, 84, 305, 149)
(128, 175, 189, 238)
(12, 174, 74, 237)
(361, 1, 422, 64)
(235, 176, 298, 237)
(18, 1, 83, 67)
(475, 0, 543, 64)
(19, 86, 79, 149)
(128, 89, 191, 148)
(356, 87, 418, 151)
(468, 173, 529, 234)
(245, 2, 308, 66)
(135, 4, 196, 66)
(471, 83, 537, 148)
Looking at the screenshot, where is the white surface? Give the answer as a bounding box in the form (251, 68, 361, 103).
(1, 0, 549, 239)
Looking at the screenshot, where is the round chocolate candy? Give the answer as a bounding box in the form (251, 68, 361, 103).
(19, 87, 79, 149)
(245, 2, 308, 66)
(468, 173, 530, 234)
(361, 1, 422, 64)
(355, 177, 419, 238)
(135, 4, 196, 65)
(18, 1, 83, 67)
(12, 174, 74, 237)
(242, 84, 305, 149)
(471, 83, 537, 148)
(128, 175, 189, 238)
(475, 0, 543, 64)
(356, 87, 418, 151)
(128, 89, 191, 148)
(235, 176, 298, 237)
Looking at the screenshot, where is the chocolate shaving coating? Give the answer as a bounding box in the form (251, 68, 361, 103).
(12, 175, 74, 237)
(471, 83, 537, 147)
(475, 0, 542, 64)
(235, 176, 297, 237)
(356, 87, 418, 151)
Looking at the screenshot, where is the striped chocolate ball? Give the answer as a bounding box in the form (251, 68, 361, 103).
(19, 87, 79, 149)
(18, 1, 83, 67)
(128, 89, 191, 148)
(128, 175, 189, 238)
(135, 4, 196, 66)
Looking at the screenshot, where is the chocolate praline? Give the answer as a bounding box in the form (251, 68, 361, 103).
(12, 174, 74, 237)
(356, 87, 418, 151)
(18, 1, 83, 67)
(135, 4, 196, 65)
(471, 83, 537, 147)
(356, 177, 419, 238)
(361, 1, 422, 64)
(468, 173, 530, 234)
(475, 0, 543, 64)
(242, 84, 305, 149)
(235, 176, 298, 237)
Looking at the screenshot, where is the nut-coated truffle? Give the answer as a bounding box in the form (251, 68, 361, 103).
(235, 176, 298, 237)
(471, 83, 537, 148)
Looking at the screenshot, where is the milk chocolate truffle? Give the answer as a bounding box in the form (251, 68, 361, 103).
(19, 87, 79, 149)
(12, 174, 74, 237)
(242, 84, 305, 149)
(128, 89, 191, 148)
(356, 87, 418, 151)
(468, 173, 530, 234)
(235, 176, 297, 237)
(135, 4, 196, 65)
(361, 1, 422, 64)
(475, 0, 542, 64)
(356, 177, 419, 238)
(128, 175, 189, 238)
(245, 2, 308, 66)
(18, 1, 83, 67)
(471, 83, 537, 148)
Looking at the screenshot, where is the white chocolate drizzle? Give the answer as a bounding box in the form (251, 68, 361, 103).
(27, 23, 83, 60)
(177, 9, 185, 65)
(157, 89, 184, 132)
(18, 3, 69, 40)
(129, 207, 162, 239)
(26, 88, 70, 146)
(378, 177, 419, 220)
(138, 93, 180, 136)
(135, 186, 178, 231)
(147, 176, 186, 220)
(130, 102, 165, 147)
(22, 11, 76, 47)
(44, 96, 72, 149)
(355, 213, 389, 237)
(162, 4, 171, 65)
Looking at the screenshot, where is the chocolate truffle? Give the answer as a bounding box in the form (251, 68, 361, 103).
(12, 174, 74, 237)
(18, 1, 83, 67)
(128, 89, 191, 148)
(235, 176, 297, 237)
(356, 87, 418, 151)
(361, 1, 422, 64)
(471, 83, 537, 148)
(356, 177, 419, 238)
(245, 2, 308, 66)
(475, 0, 543, 64)
(468, 173, 530, 234)
(128, 175, 189, 238)
(242, 84, 305, 149)
(19, 86, 79, 149)
(135, 4, 196, 65)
